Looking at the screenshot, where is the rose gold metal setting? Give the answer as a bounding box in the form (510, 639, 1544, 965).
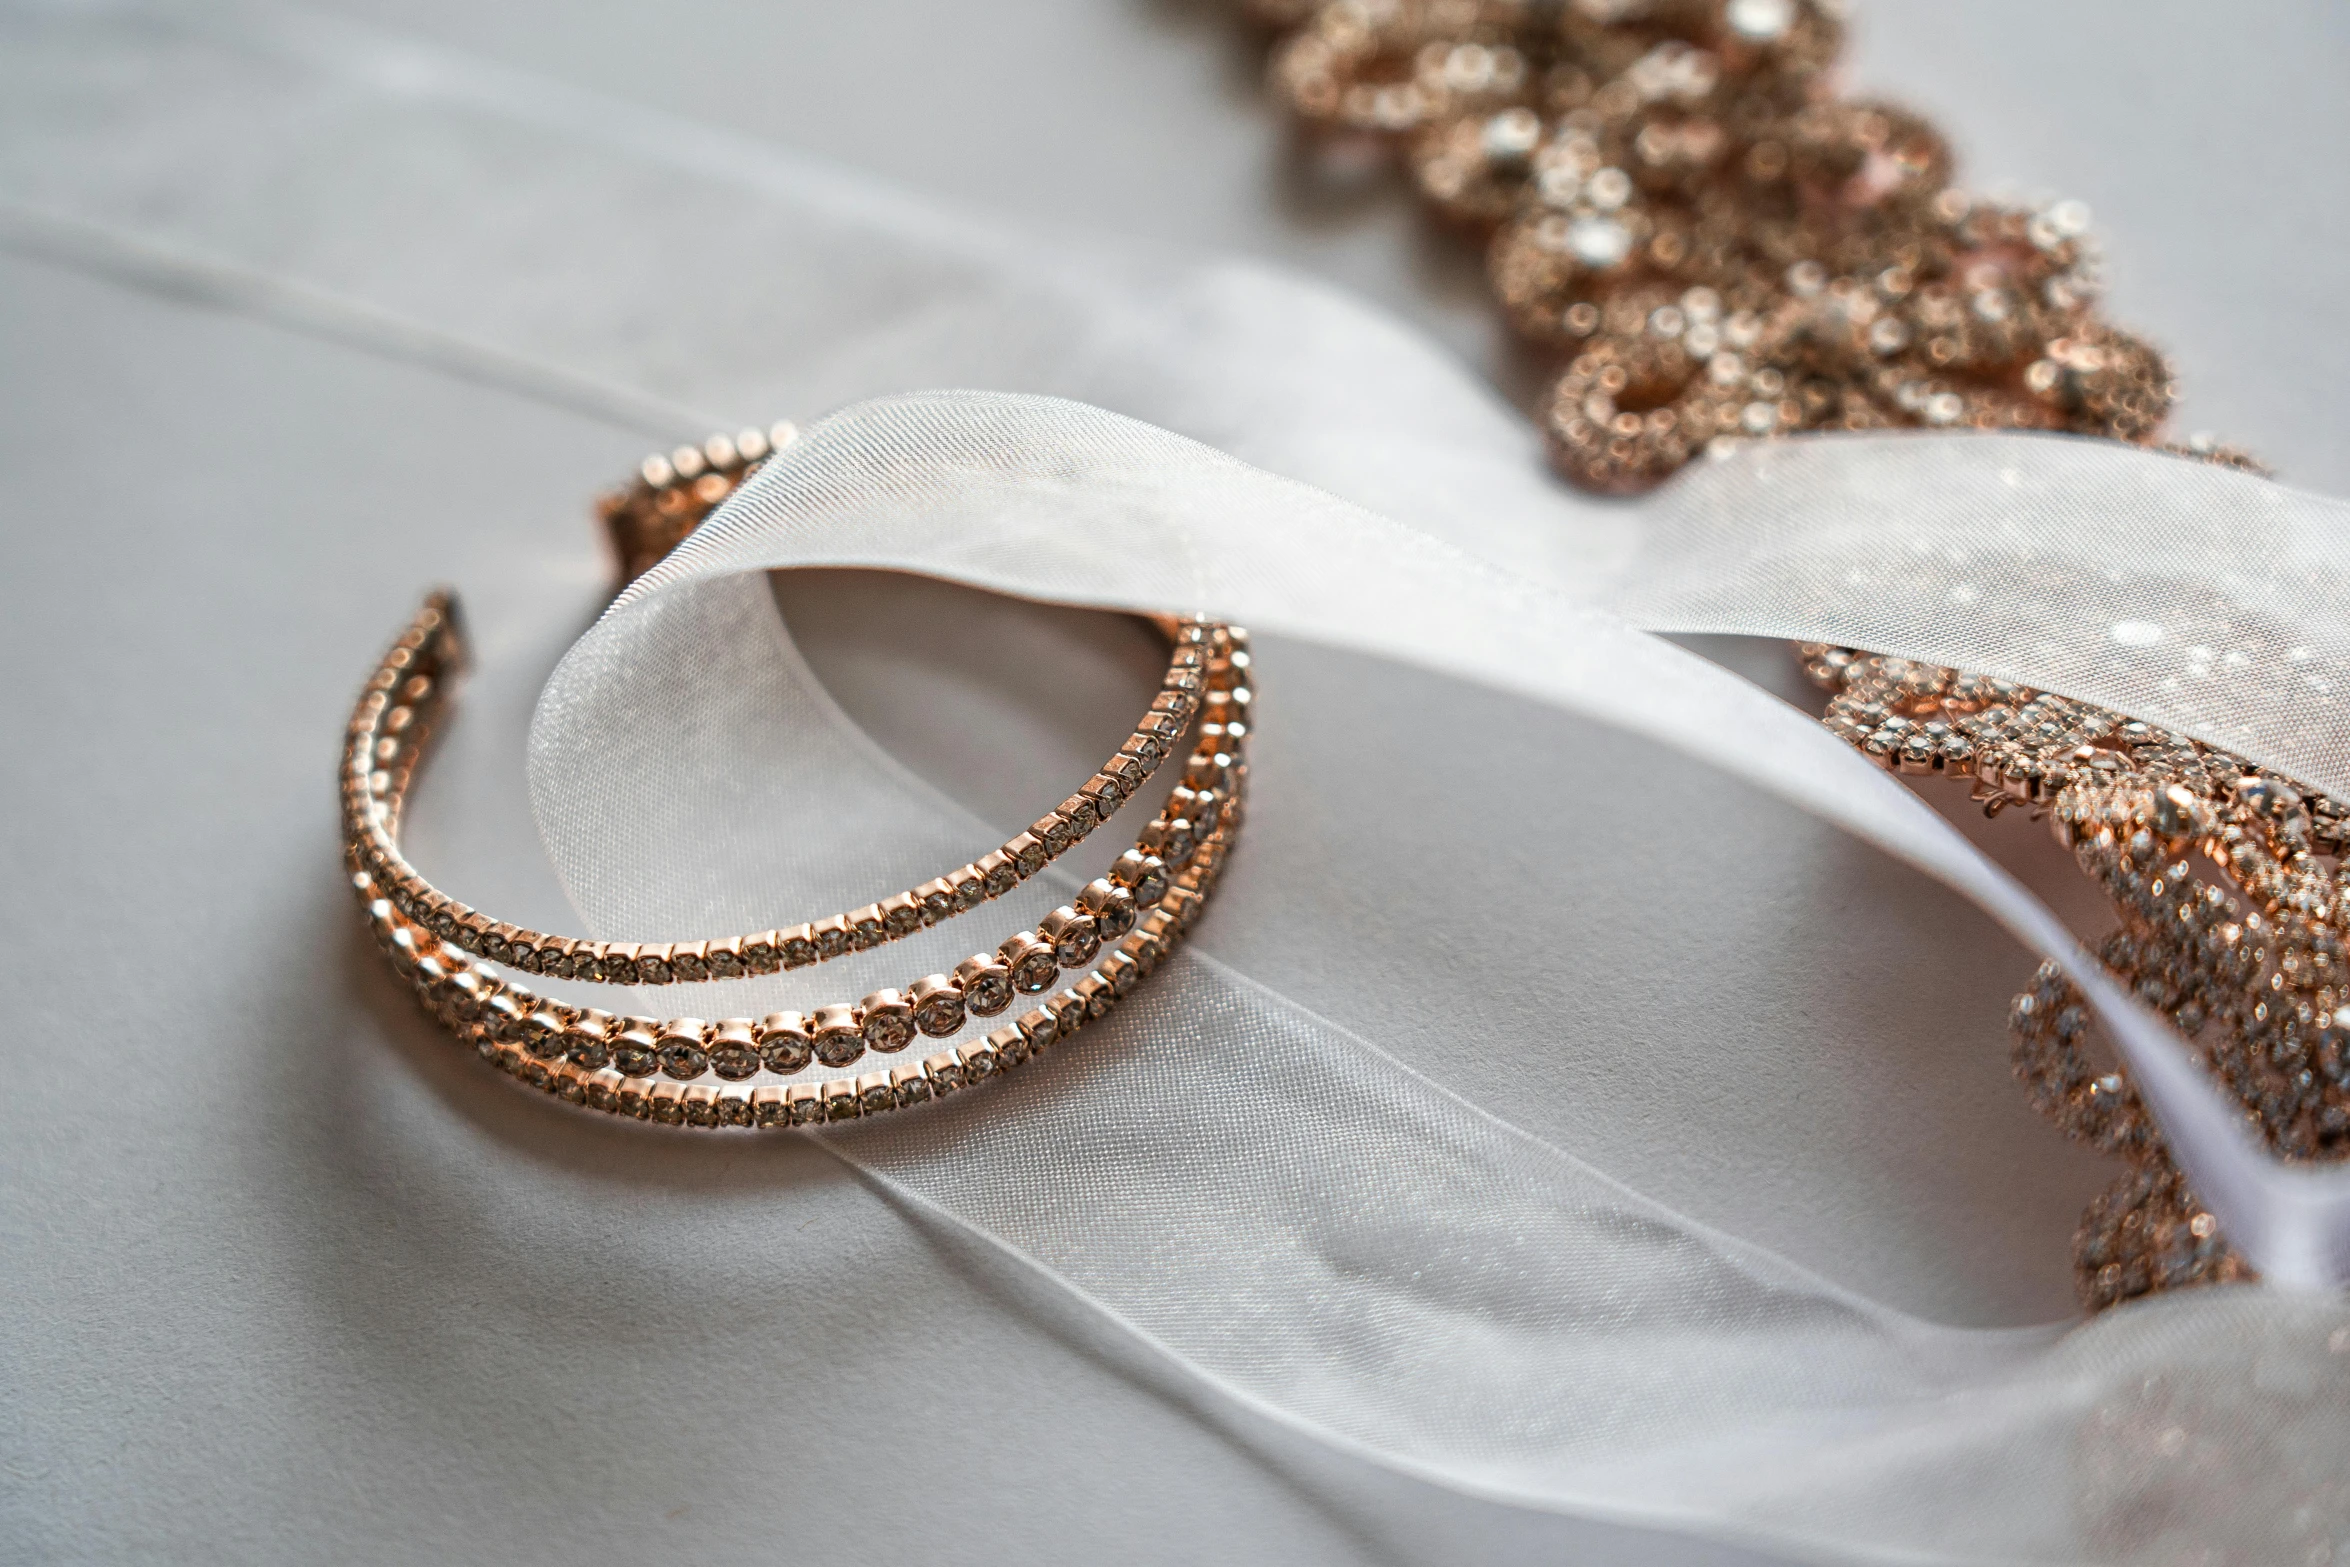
(346, 424, 1253, 1130)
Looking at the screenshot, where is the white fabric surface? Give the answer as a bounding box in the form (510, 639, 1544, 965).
(5, 3, 2349, 1564)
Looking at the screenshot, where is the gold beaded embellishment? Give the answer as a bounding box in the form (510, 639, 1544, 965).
(1236, 0, 2331, 1310)
(1808, 649, 2342, 1308)
(347, 429, 1253, 1126)
(1247, 0, 2258, 490)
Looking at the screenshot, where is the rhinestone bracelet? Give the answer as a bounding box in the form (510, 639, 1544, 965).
(346, 597, 1249, 1072)
(348, 428, 1252, 1125)
(1232, 0, 2334, 1310)
(346, 590, 1247, 985)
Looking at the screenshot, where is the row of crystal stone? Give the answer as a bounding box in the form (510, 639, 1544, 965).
(599, 422, 800, 585)
(361, 814, 1235, 1128)
(344, 594, 1251, 985)
(1810, 647, 2229, 807)
(352, 793, 1229, 1082)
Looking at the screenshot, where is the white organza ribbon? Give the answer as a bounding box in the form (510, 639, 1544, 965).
(565, 390, 2350, 1285)
(9, 6, 2347, 1561)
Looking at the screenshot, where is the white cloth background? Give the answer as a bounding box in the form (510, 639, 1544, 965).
(3, 3, 2348, 1565)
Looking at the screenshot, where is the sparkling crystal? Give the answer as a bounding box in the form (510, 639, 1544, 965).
(709, 1039, 760, 1080)
(564, 1026, 611, 1071)
(814, 1027, 865, 1069)
(1536, 165, 1582, 207)
(1585, 167, 1632, 212)
(760, 1032, 812, 1074)
(522, 1014, 567, 1061)
(1481, 106, 1541, 164)
(914, 993, 966, 1037)
(1567, 215, 1631, 269)
(1011, 950, 1060, 994)
(1094, 889, 1138, 941)
(1051, 920, 1101, 970)
(964, 972, 1012, 1016)
(863, 1010, 915, 1053)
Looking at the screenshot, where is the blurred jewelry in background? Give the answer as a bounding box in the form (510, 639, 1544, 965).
(1233, 0, 2344, 1310)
